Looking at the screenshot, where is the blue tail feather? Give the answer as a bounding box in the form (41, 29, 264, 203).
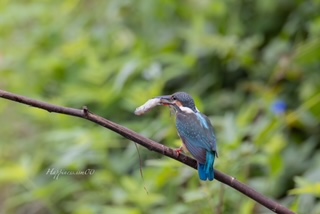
(198, 163, 207, 180)
(198, 151, 215, 181)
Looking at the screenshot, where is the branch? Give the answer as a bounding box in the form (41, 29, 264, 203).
(0, 89, 295, 214)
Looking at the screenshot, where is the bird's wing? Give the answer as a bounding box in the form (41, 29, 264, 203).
(179, 134, 206, 163)
(199, 113, 218, 156)
(176, 112, 217, 156)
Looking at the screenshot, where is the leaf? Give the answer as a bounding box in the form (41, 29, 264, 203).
(289, 177, 320, 196)
(0, 164, 28, 183)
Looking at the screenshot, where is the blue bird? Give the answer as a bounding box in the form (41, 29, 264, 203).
(159, 92, 218, 181)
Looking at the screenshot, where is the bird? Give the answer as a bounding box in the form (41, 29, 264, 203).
(159, 92, 218, 181)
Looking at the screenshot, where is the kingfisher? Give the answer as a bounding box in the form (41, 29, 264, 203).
(159, 92, 218, 181)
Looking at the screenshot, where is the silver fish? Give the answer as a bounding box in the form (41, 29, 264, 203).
(134, 98, 162, 115)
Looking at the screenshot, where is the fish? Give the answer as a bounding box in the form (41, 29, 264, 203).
(134, 98, 162, 115)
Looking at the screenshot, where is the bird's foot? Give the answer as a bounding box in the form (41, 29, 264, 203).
(174, 146, 183, 157)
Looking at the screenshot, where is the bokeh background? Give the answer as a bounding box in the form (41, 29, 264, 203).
(1, 0, 320, 213)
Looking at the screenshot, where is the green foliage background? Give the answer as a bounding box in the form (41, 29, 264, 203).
(1, 0, 320, 213)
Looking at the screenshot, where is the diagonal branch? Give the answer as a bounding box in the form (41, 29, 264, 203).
(0, 89, 295, 214)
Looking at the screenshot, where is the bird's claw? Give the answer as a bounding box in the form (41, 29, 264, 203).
(174, 147, 183, 157)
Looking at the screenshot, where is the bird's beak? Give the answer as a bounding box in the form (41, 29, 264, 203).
(158, 95, 174, 106)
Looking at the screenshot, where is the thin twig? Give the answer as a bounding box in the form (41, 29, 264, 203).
(0, 89, 295, 214)
(134, 143, 144, 180)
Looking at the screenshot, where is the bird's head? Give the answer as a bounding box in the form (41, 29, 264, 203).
(159, 92, 197, 113)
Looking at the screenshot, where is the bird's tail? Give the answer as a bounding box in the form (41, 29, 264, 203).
(198, 151, 215, 181)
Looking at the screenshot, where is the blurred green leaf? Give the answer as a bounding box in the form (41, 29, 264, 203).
(290, 177, 320, 196)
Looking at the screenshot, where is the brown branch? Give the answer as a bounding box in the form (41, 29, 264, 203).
(0, 89, 295, 214)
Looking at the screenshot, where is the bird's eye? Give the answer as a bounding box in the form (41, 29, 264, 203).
(171, 95, 176, 100)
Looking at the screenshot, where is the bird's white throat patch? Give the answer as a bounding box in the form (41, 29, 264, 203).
(179, 106, 195, 113)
